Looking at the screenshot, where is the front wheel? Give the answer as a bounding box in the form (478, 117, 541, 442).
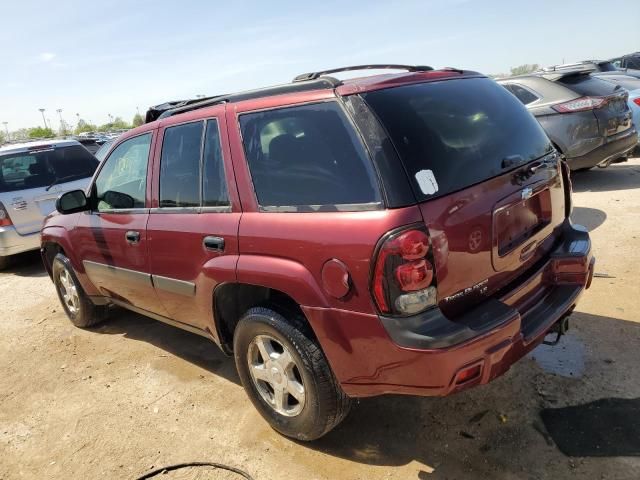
(52, 253, 106, 328)
(234, 307, 352, 441)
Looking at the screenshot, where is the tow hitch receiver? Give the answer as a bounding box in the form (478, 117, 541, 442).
(543, 315, 570, 346)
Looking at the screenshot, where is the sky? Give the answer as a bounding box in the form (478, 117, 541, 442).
(1, 0, 638, 131)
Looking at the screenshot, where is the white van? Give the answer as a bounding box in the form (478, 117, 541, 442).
(0, 139, 98, 269)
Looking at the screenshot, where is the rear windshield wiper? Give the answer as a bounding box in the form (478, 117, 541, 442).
(45, 174, 88, 191)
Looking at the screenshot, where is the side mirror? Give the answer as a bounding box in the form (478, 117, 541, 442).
(103, 190, 135, 209)
(56, 190, 88, 215)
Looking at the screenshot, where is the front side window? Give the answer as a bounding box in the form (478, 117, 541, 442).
(95, 133, 151, 211)
(159, 122, 203, 208)
(239, 101, 381, 210)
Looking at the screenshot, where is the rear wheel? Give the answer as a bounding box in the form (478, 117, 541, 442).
(234, 307, 352, 441)
(52, 253, 106, 328)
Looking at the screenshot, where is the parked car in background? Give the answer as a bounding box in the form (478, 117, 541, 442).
(539, 60, 640, 80)
(598, 75, 640, 149)
(0, 139, 99, 269)
(498, 70, 637, 170)
(42, 65, 593, 440)
(610, 52, 640, 70)
(74, 137, 102, 154)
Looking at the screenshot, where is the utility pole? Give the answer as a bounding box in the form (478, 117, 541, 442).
(38, 108, 47, 129)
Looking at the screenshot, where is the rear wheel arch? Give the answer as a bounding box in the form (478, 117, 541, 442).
(213, 283, 317, 354)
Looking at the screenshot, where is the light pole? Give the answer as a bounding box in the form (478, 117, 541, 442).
(38, 108, 47, 129)
(56, 108, 65, 134)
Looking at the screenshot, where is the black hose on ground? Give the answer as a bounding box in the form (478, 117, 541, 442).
(136, 461, 255, 479)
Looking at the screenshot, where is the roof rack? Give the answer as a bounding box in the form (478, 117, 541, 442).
(292, 64, 433, 82)
(145, 77, 340, 122)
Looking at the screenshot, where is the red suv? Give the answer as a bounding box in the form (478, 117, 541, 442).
(42, 65, 594, 440)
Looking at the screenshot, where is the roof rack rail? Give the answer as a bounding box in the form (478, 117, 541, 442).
(146, 77, 340, 123)
(293, 64, 433, 82)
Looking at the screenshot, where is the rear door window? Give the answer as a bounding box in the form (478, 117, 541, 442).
(0, 145, 98, 193)
(239, 101, 381, 211)
(159, 121, 203, 208)
(202, 120, 230, 208)
(504, 84, 539, 105)
(362, 77, 552, 200)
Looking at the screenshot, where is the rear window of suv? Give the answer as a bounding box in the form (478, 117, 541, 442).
(556, 74, 619, 97)
(362, 77, 552, 200)
(239, 101, 381, 211)
(0, 144, 98, 193)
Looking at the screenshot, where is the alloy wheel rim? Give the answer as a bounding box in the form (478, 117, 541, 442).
(247, 334, 306, 417)
(58, 268, 80, 315)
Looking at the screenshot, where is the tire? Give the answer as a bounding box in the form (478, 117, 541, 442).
(0, 256, 9, 271)
(52, 253, 107, 328)
(234, 307, 352, 441)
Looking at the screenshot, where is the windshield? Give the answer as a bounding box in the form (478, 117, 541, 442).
(0, 145, 98, 193)
(362, 77, 552, 200)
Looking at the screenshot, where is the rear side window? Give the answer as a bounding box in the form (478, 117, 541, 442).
(504, 84, 539, 105)
(158, 119, 230, 209)
(0, 145, 98, 193)
(160, 122, 203, 208)
(239, 102, 381, 211)
(363, 77, 552, 200)
(557, 75, 620, 96)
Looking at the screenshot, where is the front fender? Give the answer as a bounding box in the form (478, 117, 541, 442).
(41, 225, 100, 296)
(236, 255, 329, 308)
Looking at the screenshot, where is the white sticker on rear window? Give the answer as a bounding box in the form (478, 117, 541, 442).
(415, 169, 439, 195)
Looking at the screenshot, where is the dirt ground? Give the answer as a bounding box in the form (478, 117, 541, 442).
(1, 158, 639, 480)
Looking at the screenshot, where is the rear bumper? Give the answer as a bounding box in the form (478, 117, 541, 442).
(567, 128, 638, 170)
(304, 222, 593, 398)
(0, 226, 40, 256)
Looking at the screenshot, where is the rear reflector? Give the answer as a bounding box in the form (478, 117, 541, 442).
(454, 364, 482, 385)
(552, 96, 607, 113)
(634, 98, 640, 107)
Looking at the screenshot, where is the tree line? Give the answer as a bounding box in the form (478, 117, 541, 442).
(2, 113, 145, 142)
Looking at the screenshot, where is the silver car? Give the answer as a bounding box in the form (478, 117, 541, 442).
(0, 139, 98, 269)
(498, 69, 637, 170)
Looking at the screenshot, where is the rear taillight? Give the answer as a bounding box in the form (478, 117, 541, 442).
(0, 202, 12, 227)
(633, 98, 640, 107)
(552, 96, 607, 113)
(372, 226, 437, 316)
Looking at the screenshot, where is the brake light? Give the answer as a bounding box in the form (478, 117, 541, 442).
(633, 98, 640, 107)
(0, 202, 12, 227)
(552, 96, 607, 113)
(372, 226, 438, 316)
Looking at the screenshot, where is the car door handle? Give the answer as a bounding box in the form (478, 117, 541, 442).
(203, 236, 225, 252)
(125, 230, 141, 245)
